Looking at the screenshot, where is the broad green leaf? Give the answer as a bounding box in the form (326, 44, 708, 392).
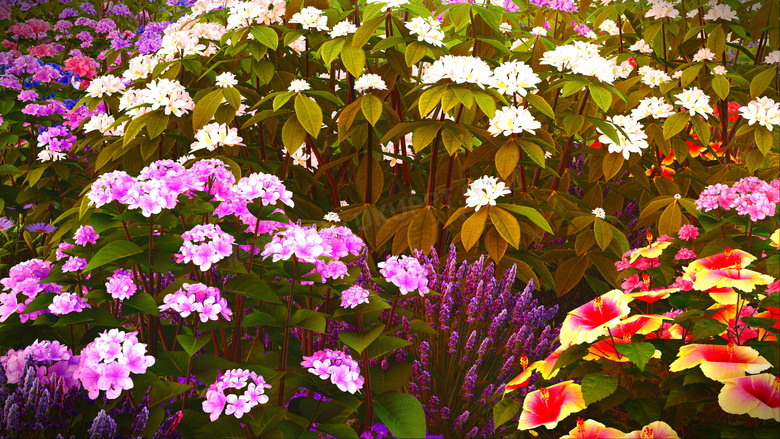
(320, 38, 346, 64)
(495, 141, 519, 180)
(224, 275, 282, 304)
(588, 85, 613, 112)
(281, 116, 307, 154)
(361, 94, 383, 126)
(460, 208, 488, 251)
(614, 342, 656, 371)
(150, 381, 192, 407)
(690, 115, 711, 147)
(500, 205, 553, 233)
(241, 311, 274, 327)
(493, 398, 521, 428)
(250, 26, 278, 50)
(712, 74, 730, 100)
(294, 95, 323, 138)
(750, 66, 777, 98)
(418, 86, 444, 117)
(523, 93, 555, 119)
(489, 206, 521, 249)
(658, 202, 683, 237)
(176, 334, 211, 356)
(123, 293, 160, 316)
(223, 87, 241, 109)
(146, 112, 168, 139)
(341, 45, 365, 77)
(407, 207, 438, 253)
(192, 89, 223, 131)
(552, 343, 589, 370)
(405, 41, 428, 66)
(316, 425, 358, 439)
(84, 241, 142, 272)
(754, 128, 774, 155)
(602, 153, 624, 181)
(663, 112, 690, 140)
(593, 218, 613, 251)
(690, 318, 728, 340)
(581, 373, 618, 405)
(518, 139, 547, 168)
(374, 393, 427, 439)
(365, 336, 412, 359)
(352, 15, 384, 48)
(339, 325, 384, 353)
(22, 293, 55, 314)
(623, 398, 660, 427)
(554, 255, 589, 297)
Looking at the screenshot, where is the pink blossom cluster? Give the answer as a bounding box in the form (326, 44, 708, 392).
(105, 269, 137, 300)
(49, 292, 90, 315)
(262, 224, 364, 275)
(62, 256, 87, 272)
(176, 224, 235, 271)
(301, 349, 365, 394)
(159, 283, 232, 322)
(695, 177, 780, 222)
(0, 259, 62, 322)
(677, 224, 699, 241)
(378, 255, 430, 296)
(0, 339, 81, 391)
(214, 171, 294, 232)
(73, 224, 99, 246)
(202, 369, 271, 421)
(615, 250, 663, 271)
(56, 242, 74, 260)
(74, 329, 155, 399)
(340, 285, 370, 309)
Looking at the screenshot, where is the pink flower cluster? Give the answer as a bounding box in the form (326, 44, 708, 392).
(202, 369, 271, 421)
(215, 171, 294, 231)
(177, 224, 235, 271)
(105, 269, 137, 300)
(0, 259, 62, 322)
(695, 177, 780, 222)
(0, 339, 81, 391)
(262, 224, 363, 264)
(301, 349, 365, 394)
(74, 329, 155, 399)
(49, 292, 90, 315)
(62, 256, 87, 272)
(341, 285, 370, 308)
(678, 224, 699, 241)
(159, 283, 232, 322)
(378, 255, 430, 296)
(74, 224, 99, 246)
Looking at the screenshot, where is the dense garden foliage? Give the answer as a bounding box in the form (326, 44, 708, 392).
(0, 0, 777, 437)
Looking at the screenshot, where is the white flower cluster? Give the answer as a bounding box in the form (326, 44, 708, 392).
(764, 50, 780, 64)
(703, 3, 737, 21)
(288, 79, 310, 93)
(540, 42, 630, 84)
(739, 97, 780, 131)
(712, 65, 727, 75)
(599, 19, 619, 36)
(488, 106, 541, 137)
(86, 75, 126, 98)
(598, 115, 649, 159)
(629, 39, 653, 54)
(323, 212, 341, 222)
(692, 47, 715, 63)
(84, 114, 126, 136)
(421, 56, 494, 88)
(530, 27, 547, 37)
(354, 74, 387, 93)
(216, 72, 238, 88)
(638, 66, 672, 88)
(366, 0, 409, 12)
(405, 16, 445, 47)
(226, 0, 286, 30)
(191, 122, 244, 153)
(464, 176, 511, 211)
(490, 60, 541, 97)
(123, 55, 160, 81)
(118, 78, 195, 119)
(645, 0, 679, 20)
(631, 97, 675, 120)
(592, 208, 606, 219)
(674, 87, 715, 118)
(329, 20, 357, 38)
(289, 7, 328, 31)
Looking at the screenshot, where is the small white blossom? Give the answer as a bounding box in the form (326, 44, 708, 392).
(329, 20, 357, 38)
(632, 97, 675, 120)
(646, 1, 679, 20)
(499, 23, 511, 34)
(323, 212, 341, 222)
(530, 27, 547, 37)
(674, 87, 715, 118)
(592, 208, 606, 219)
(764, 50, 780, 64)
(703, 3, 737, 21)
(598, 115, 649, 159)
(693, 47, 715, 62)
(290, 7, 328, 31)
(490, 60, 541, 97)
(488, 106, 541, 137)
(464, 176, 511, 211)
(288, 79, 310, 93)
(215, 72, 238, 88)
(638, 65, 672, 87)
(629, 39, 653, 54)
(674, 194, 681, 199)
(739, 97, 780, 131)
(712, 65, 727, 75)
(366, 0, 409, 12)
(405, 16, 445, 47)
(354, 74, 387, 93)
(599, 19, 619, 36)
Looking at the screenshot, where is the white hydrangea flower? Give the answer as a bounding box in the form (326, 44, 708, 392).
(215, 72, 238, 88)
(191, 122, 244, 153)
(354, 73, 387, 93)
(638, 66, 672, 87)
(404, 16, 445, 47)
(597, 115, 649, 159)
(323, 212, 341, 222)
(629, 39, 653, 54)
(739, 97, 780, 131)
(490, 60, 541, 97)
(86, 75, 125, 98)
(703, 3, 737, 21)
(84, 114, 126, 136)
(674, 87, 714, 118)
(592, 208, 606, 219)
(540, 42, 619, 84)
(123, 55, 159, 81)
(631, 97, 675, 120)
(421, 56, 494, 88)
(599, 19, 619, 36)
(712, 65, 727, 75)
(289, 7, 328, 31)
(488, 106, 541, 137)
(329, 20, 357, 38)
(288, 79, 310, 93)
(464, 176, 511, 211)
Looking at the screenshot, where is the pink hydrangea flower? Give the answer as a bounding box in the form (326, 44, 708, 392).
(105, 270, 137, 300)
(301, 349, 364, 394)
(159, 283, 232, 322)
(378, 255, 430, 296)
(0, 340, 80, 390)
(674, 248, 697, 260)
(341, 285, 370, 309)
(49, 292, 90, 315)
(62, 256, 87, 272)
(74, 225, 99, 246)
(177, 224, 235, 271)
(678, 225, 699, 241)
(202, 369, 271, 421)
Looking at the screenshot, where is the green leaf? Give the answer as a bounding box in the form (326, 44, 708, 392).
(146, 112, 168, 139)
(176, 334, 211, 356)
(405, 41, 428, 66)
(754, 128, 774, 155)
(691, 115, 711, 147)
(614, 342, 656, 371)
(250, 26, 278, 50)
(341, 45, 365, 77)
(593, 218, 613, 251)
(352, 15, 384, 48)
(712, 75, 730, 100)
(294, 95, 323, 138)
(361, 94, 383, 126)
(552, 344, 589, 370)
(193, 89, 223, 131)
(150, 381, 192, 407)
(339, 325, 384, 354)
(241, 311, 274, 327)
(750, 66, 777, 98)
(623, 398, 660, 427)
(374, 393, 427, 439)
(690, 318, 728, 340)
(320, 38, 346, 64)
(489, 206, 521, 249)
(22, 292, 55, 314)
(663, 112, 690, 140)
(495, 141, 519, 180)
(281, 116, 307, 154)
(602, 152, 624, 181)
(500, 205, 553, 233)
(460, 207, 488, 251)
(365, 336, 412, 359)
(84, 241, 143, 272)
(316, 424, 358, 439)
(418, 86, 444, 118)
(523, 93, 554, 119)
(218, 255, 259, 293)
(223, 87, 241, 109)
(581, 373, 618, 405)
(493, 398, 521, 428)
(123, 293, 160, 316)
(588, 85, 613, 112)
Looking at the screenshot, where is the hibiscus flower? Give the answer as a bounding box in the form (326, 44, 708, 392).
(669, 342, 771, 381)
(560, 290, 631, 346)
(718, 374, 780, 421)
(517, 381, 587, 430)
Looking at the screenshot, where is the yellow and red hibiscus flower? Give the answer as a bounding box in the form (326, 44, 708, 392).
(669, 342, 771, 381)
(559, 418, 625, 439)
(585, 314, 666, 363)
(706, 286, 739, 305)
(771, 229, 780, 249)
(505, 346, 566, 393)
(692, 267, 774, 293)
(517, 380, 587, 431)
(684, 247, 756, 274)
(718, 374, 780, 422)
(629, 234, 672, 263)
(624, 421, 680, 439)
(624, 287, 679, 304)
(560, 290, 631, 346)
(754, 307, 780, 341)
(710, 302, 760, 344)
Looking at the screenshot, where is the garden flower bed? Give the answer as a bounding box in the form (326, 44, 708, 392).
(0, 0, 777, 437)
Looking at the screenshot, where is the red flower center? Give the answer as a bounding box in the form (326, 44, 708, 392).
(642, 427, 654, 439)
(593, 297, 603, 312)
(539, 387, 549, 402)
(576, 417, 585, 435)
